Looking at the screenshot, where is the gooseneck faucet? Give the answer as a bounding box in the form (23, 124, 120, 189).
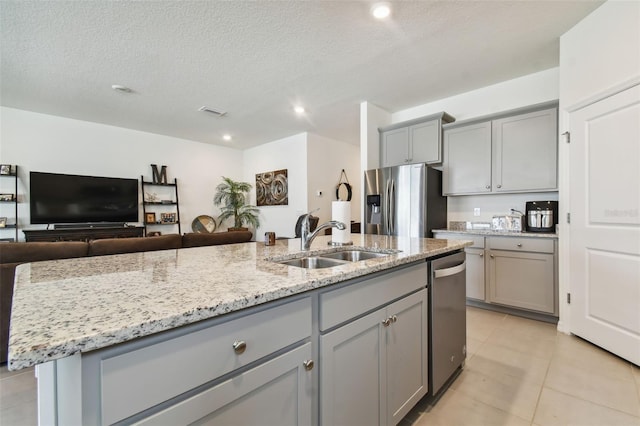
(300, 212, 346, 251)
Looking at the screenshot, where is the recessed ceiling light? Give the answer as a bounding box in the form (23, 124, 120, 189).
(371, 3, 391, 19)
(111, 84, 133, 93)
(223, 134, 232, 141)
(294, 106, 305, 114)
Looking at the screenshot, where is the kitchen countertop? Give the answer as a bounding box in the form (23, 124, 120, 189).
(433, 229, 558, 239)
(8, 234, 470, 370)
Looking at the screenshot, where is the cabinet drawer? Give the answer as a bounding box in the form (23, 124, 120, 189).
(434, 232, 484, 248)
(320, 262, 427, 331)
(101, 297, 311, 425)
(487, 236, 554, 253)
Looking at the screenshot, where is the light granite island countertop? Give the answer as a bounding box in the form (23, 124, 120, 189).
(8, 234, 470, 371)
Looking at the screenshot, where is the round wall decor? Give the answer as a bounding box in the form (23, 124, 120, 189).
(191, 215, 217, 233)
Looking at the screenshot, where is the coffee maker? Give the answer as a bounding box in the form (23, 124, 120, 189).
(525, 201, 558, 233)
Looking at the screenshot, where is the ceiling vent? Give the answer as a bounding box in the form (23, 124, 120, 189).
(198, 106, 227, 117)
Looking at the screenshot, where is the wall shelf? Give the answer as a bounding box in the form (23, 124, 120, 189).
(141, 176, 181, 236)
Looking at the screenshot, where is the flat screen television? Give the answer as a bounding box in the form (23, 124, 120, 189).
(30, 172, 139, 225)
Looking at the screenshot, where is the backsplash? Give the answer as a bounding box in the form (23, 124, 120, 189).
(446, 192, 559, 224)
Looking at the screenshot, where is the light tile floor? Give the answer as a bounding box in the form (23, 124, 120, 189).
(403, 307, 640, 426)
(1, 306, 639, 425)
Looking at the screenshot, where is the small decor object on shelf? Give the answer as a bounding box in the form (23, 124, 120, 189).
(0, 217, 6, 228)
(144, 192, 159, 203)
(255, 169, 288, 206)
(0, 165, 11, 175)
(147, 231, 162, 237)
(145, 212, 156, 224)
(161, 212, 177, 223)
(0, 194, 14, 201)
(151, 164, 168, 184)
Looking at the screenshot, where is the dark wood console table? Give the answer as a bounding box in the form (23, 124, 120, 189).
(23, 227, 144, 242)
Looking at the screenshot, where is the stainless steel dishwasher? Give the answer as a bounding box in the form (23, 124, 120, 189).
(428, 250, 467, 396)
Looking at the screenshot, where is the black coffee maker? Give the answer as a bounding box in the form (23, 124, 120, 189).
(525, 201, 558, 233)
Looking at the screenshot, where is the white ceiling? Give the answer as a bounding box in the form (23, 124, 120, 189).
(1, 1, 603, 150)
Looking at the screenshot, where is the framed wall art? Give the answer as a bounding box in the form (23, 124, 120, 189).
(256, 169, 288, 206)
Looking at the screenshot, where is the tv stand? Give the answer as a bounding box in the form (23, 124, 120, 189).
(23, 226, 144, 242)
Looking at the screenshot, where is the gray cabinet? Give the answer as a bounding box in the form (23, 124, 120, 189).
(320, 289, 428, 426)
(380, 112, 455, 167)
(487, 237, 556, 314)
(442, 122, 492, 195)
(134, 343, 313, 426)
(443, 102, 558, 195)
(434, 232, 558, 317)
(433, 232, 485, 301)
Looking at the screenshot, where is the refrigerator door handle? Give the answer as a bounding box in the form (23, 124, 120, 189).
(390, 179, 396, 234)
(385, 178, 391, 232)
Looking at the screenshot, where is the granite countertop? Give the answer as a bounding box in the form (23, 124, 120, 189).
(8, 234, 470, 370)
(433, 229, 558, 239)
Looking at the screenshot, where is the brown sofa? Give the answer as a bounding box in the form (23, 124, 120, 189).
(0, 231, 252, 364)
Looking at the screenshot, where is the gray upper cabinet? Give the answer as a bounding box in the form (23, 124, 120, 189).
(442, 122, 492, 194)
(443, 101, 558, 196)
(492, 108, 558, 192)
(380, 112, 455, 167)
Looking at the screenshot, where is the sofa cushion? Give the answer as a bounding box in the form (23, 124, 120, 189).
(88, 234, 182, 256)
(182, 231, 253, 248)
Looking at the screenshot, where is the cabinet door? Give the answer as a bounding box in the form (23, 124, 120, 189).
(443, 122, 492, 195)
(488, 250, 555, 313)
(492, 107, 557, 192)
(320, 309, 386, 426)
(409, 120, 441, 164)
(386, 289, 429, 425)
(381, 127, 409, 167)
(465, 247, 486, 301)
(134, 343, 313, 426)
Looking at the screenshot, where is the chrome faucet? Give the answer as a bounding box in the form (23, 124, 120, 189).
(300, 212, 346, 251)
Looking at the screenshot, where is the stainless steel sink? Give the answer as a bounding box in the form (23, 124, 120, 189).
(277, 256, 346, 269)
(319, 250, 390, 262)
(275, 249, 395, 269)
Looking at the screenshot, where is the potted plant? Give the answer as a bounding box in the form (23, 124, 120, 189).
(214, 176, 260, 231)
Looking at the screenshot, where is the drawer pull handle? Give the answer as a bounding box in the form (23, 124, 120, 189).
(232, 340, 247, 355)
(490, 254, 494, 259)
(382, 318, 392, 327)
(517, 244, 523, 248)
(497, 184, 502, 188)
(479, 252, 484, 257)
(485, 185, 491, 189)
(303, 360, 314, 371)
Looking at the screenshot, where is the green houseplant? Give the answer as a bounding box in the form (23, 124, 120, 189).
(214, 176, 260, 231)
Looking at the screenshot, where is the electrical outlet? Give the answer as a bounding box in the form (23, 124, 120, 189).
(474, 208, 481, 217)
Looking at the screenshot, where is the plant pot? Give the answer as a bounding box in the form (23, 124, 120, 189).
(228, 227, 249, 232)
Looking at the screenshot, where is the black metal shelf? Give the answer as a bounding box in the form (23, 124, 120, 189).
(0, 165, 19, 241)
(141, 175, 181, 236)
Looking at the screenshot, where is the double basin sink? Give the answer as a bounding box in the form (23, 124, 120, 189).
(276, 249, 396, 269)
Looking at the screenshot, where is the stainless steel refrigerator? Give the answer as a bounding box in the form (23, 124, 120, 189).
(364, 163, 446, 237)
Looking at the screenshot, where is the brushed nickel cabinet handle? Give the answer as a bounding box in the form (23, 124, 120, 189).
(517, 243, 523, 248)
(497, 184, 502, 188)
(382, 318, 392, 327)
(232, 340, 247, 355)
(391, 315, 398, 323)
(490, 254, 494, 259)
(303, 360, 314, 371)
(479, 252, 484, 257)
(485, 185, 491, 189)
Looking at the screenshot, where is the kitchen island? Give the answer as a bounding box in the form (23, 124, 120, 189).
(9, 234, 470, 425)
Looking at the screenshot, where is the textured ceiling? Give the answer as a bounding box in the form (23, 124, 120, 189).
(1, 1, 603, 149)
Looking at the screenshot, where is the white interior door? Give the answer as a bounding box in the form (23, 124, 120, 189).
(569, 84, 640, 366)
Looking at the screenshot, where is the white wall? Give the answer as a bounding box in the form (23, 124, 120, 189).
(392, 68, 560, 223)
(307, 133, 360, 226)
(0, 107, 243, 240)
(560, 1, 640, 109)
(242, 133, 308, 239)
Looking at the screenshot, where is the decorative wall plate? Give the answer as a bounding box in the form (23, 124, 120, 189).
(192, 215, 217, 233)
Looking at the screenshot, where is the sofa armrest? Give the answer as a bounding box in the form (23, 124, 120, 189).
(182, 231, 253, 248)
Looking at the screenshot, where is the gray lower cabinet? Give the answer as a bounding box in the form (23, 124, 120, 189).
(434, 232, 558, 316)
(320, 289, 428, 426)
(487, 237, 556, 314)
(134, 343, 313, 426)
(433, 232, 485, 301)
(443, 102, 558, 195)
